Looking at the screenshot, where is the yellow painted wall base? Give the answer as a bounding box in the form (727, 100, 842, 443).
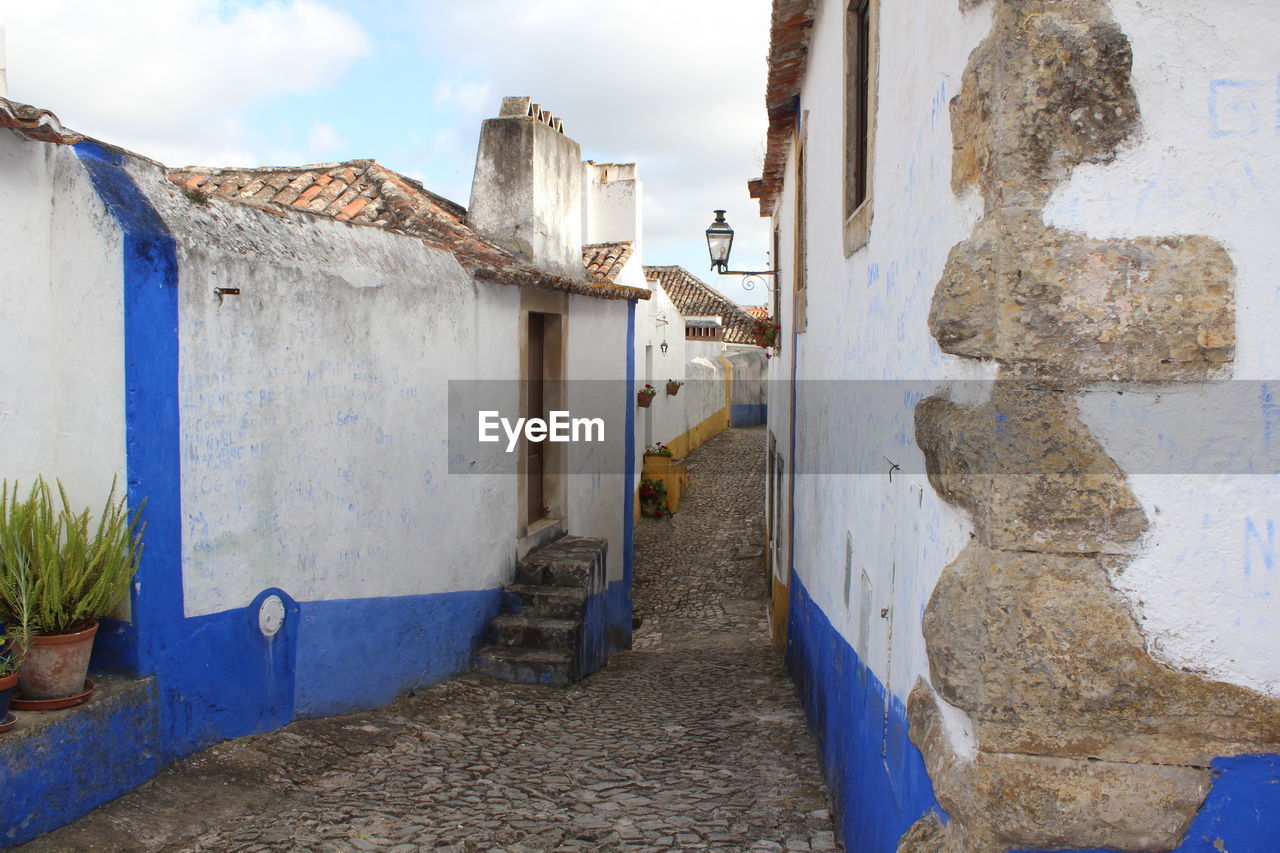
(665, 404, 731, 461)
(770, 573, 790, 650)
(641, 454, 691, 515)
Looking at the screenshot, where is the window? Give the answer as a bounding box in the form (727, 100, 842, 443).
(794, 113, 808, 333)
(844, 0, 877, 254)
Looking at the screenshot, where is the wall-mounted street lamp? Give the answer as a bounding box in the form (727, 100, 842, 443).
(655, 312, 670, 354)
(705, 210, 777, 293)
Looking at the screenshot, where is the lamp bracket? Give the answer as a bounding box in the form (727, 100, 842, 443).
(712, 266, 779, 294)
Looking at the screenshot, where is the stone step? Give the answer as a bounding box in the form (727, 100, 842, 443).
(514, 535, 608, 589)
(490, 614, 579, 650)
(472, 646, 573, 687)
(504, 584, 587, 619)
(473, 535, 609, 686)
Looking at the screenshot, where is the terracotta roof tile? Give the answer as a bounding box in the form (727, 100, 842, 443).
(0, 97, 83, 145)
(169, 159, 647, 302)
(582, 241, 634, 283)
(643, 266, 760, 345)
(745, 305, 771, 320)
(752, 0, 818, 217)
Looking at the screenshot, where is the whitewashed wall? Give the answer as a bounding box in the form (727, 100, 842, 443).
(119, 159, 523, 617)
(0, 133, 126, 511)
(564, 292, 630, 587)
(1048, 0, 1280, 696)
(780, 0, 994, 701)
(781, 0, 1280, 711)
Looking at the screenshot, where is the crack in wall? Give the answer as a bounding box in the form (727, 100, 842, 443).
(898, 1, 1280, 850)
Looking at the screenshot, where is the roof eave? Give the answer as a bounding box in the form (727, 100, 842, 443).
(752, 0, 818, 218)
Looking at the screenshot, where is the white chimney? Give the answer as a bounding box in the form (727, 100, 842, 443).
(582, 161, 643, 267)
(1, 19, 9, 98)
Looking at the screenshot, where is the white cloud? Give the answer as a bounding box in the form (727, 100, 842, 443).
(0, 0, 775, 296)
(306, 121, 345, 156)
(433, 80, 493, 114)
(0, 0, 370, 165)
(409, 0, 774, 276)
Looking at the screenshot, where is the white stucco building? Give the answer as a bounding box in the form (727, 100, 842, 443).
(752, 1, 1280, 851)
(0, 94, 653, 844)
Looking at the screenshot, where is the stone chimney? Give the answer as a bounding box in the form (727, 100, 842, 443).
(468, 97, 583, 280)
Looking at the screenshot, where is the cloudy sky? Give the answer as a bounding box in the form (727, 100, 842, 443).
(1, 0, 773, 305)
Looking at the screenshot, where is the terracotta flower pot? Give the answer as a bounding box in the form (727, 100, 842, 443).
(637, 393, 654, 408)
(18, 622, 98, 700)
(666, 383, 681, 396)
(0, 670, 17, 720)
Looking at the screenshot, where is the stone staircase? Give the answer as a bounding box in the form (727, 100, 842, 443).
(473, 536, 609, 686)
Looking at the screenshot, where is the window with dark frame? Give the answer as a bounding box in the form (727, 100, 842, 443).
(845, 0, 871, 219)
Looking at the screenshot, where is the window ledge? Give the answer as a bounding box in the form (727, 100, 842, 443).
(843, 199, 873, 256)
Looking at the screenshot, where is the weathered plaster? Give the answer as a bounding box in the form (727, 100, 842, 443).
(904, 0, 1279, 849)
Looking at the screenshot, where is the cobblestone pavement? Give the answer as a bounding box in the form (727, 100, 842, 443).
(21, 426, 838, 853)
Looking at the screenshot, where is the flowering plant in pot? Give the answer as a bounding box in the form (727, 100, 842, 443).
(752, 316, 781, 350)
(644, 444, 674, 458)
(637, 384, 657, 408)
(0, 477, 144, 706)
(638, 478, 672, 518)
(666, 379, 684, 396)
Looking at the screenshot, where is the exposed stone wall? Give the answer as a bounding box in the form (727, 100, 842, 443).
(900, 1, 1280, 850)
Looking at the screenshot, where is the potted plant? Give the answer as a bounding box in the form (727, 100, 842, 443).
(0, 623, 27, 730)
(638, 478, 673, 518)
(0, 477, 143, 706)
(637, 384, 657, 408)
(666, 379, 684, 396)
(0, 496, 34, 727)
(644, 443, 674, 458)
(753, 316, 781, 350)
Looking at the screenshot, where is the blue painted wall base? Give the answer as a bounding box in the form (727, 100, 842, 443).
(0, 678, 160, 847)
(294, 588, 502, 718)
(731, 403, 767, 427)
(787, 573, 939, 853)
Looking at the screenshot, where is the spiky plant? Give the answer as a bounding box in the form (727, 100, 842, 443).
(0, 482, 39, 669)
(0, 477, 144, 636)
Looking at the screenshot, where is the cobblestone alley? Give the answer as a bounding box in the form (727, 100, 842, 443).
(18, 426, 837, 853)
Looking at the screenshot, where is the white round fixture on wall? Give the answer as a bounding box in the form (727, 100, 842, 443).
(258, 594, 285, 638)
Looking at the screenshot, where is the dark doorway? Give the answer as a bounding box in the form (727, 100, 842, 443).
(526, 312, 547, 524)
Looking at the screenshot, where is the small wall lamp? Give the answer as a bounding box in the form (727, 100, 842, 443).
(705, 210, 777, 293)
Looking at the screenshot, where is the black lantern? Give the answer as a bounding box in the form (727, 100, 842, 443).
(660, 340, 669, 355)
(703, 209, 777, 290)
(705, 210, 734, 273)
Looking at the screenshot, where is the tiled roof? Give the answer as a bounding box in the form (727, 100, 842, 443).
(582, 241, 633, 283)
(169, 160, 647, 301)
(745, 305, 771, 320)
(0, 97, 83, 145)
(749, 0, 818, 217)
(643, 266, 760, 345)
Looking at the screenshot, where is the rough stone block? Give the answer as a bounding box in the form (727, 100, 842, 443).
(907, 681, 1213, 853)
(915, 386, 1147, 554)
(951, 0, 1138, 207)
(929, 211, 1235, 380)
(922, 545, 1280, 765)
